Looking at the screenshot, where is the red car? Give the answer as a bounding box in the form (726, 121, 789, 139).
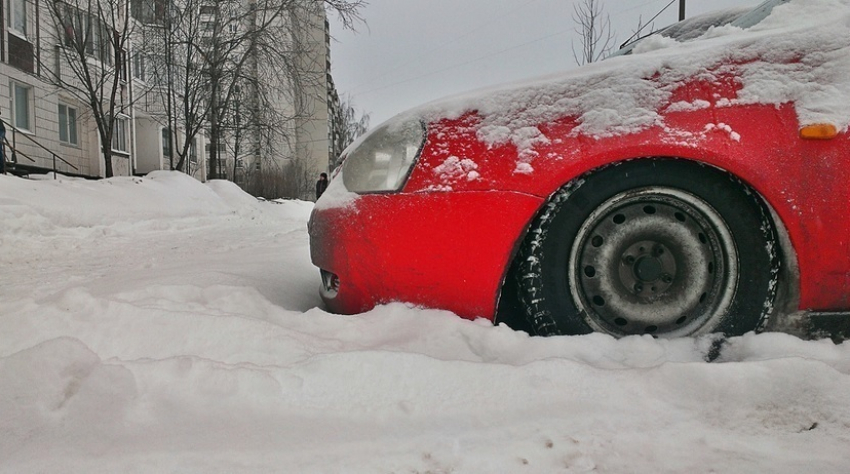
(310, 0, 850, 338)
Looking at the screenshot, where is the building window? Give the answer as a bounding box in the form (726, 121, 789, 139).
(132, 0, 167, 25)
(91, 18, 112, 65)
(8, 0, 27, 36)
(61, 8, 78, 47)
(161, 128, 172, 159)
(58, 103, 79, 145)
(54, 45, 63, 77)
(112, 117, 128, 152)
(11, 82, 32, 131)
(133, 52, 146, 81)
(61, 6, 113, 65)
(117, 49, 128, 81)
(189, 138, 198, 165)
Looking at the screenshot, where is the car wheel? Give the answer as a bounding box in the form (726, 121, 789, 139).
(517, 159, 779, 338)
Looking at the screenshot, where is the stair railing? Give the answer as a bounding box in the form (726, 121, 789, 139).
(1, 119, 79, 179)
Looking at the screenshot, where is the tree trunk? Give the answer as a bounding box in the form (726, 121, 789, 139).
(103, 148, 114, 177)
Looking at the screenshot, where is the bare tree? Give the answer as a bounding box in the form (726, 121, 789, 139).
(142, 0, 364, 187)
(572, 0, 615, 66)
(236, 0, 365, 198)
(332, 94, 369, 167)
(44, 0, 136, 177)
(137, 0, 212, 174)
(244, 156, 313, 199)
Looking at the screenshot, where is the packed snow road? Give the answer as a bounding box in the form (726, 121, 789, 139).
(1, 172, 848, 473)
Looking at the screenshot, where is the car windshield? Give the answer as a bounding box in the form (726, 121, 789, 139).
(610, 0, 790, 57)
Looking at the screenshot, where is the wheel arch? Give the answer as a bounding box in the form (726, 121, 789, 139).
(495, 156, 800, 331)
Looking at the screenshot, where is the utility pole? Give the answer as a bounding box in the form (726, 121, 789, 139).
(679, 0, 685, 20)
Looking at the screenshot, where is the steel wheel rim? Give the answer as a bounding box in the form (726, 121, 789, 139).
(568, 187, 738, 337)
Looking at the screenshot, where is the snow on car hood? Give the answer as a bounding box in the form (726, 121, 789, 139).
(392, 0, 850, 146)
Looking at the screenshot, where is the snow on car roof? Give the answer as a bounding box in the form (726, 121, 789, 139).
(396, 0, 850, 149)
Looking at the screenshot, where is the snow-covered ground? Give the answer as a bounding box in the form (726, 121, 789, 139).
(1, 172, 848, 473)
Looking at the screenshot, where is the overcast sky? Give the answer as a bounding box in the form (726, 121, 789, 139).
(328, 0, 762, 127)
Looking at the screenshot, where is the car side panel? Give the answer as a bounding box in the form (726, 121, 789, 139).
(407, 103, 849, 312)
(712, 104, 850, 311)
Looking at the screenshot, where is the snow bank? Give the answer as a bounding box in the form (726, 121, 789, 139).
(0, 172, 245, 235)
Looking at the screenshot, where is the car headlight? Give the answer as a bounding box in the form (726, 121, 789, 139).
(341, 119, 426, 193)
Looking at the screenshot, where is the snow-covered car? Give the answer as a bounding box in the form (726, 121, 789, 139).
(309, 0, 850, 338)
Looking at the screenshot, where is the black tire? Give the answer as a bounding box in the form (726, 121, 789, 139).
(517, 159, 779, 338)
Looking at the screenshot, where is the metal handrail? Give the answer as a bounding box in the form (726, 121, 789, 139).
(4, 140, 38, 163)
(1, 119, 79, 179)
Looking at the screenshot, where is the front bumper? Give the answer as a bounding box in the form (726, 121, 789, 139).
(308, 191, 544, 319)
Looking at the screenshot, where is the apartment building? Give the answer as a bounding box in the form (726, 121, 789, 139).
(1, 0, 339, 193)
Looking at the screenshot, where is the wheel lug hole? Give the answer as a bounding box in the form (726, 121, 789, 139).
(592, 236, 604, 247)
(584, 266, 596, 278)
(614, 318, 628, 327)
(624, 255, 635, 265)
(634, 283, 643, 293)
(592, 296, 605, 306)
(613, 214, 626, 224)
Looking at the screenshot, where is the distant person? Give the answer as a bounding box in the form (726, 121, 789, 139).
(0, 110, 6, 175)
(316, 172, 329, 199)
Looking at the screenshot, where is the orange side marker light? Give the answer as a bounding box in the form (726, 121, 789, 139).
(800, 123, 838, 140)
